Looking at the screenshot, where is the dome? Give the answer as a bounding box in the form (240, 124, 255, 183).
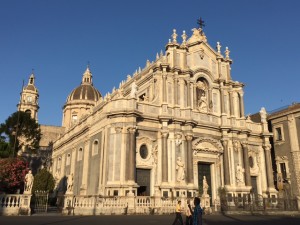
(67, 84, 101, 102)
(65, 66, 102, 103)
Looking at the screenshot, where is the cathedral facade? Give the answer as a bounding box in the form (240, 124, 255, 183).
(51, 27, 277, 202)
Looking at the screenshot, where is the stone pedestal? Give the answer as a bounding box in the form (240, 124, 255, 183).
(201, 194, 211, 208)
(19, 194, 32, 215)
(297, 196, 300, 211)
(126, 191, 135, 215)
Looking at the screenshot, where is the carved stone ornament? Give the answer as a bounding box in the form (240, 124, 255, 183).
(175, 133, 182, 146)
(233, 140, 240, 152)
(199, 48, 204, 59)
(193, 137, 223, 154)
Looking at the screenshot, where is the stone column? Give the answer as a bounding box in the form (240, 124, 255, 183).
(161, 130, 169, 183)
(288, 115, 300, 196)
(186, 134, 193, 184)
(229, 91, 234, 117)
(220, 82, 225, 114)
(162, 74, 167, 102)
(81, 139, 90, 193)
(174, 77, 178, 105)
(239, 92, 245, 118)
(263, 145, 275, 189)
(193, 83, 197, 109)
(127, 127, 136, 182)
(222, 139, 230, 185)
(187, 80, 191, 108)
(241, 142, 251, 186)
(179, 79, 185, 107)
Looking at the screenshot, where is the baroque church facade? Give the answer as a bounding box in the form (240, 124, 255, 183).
(48, 26, 278, 202)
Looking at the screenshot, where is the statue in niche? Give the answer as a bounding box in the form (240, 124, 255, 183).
(236, 164, 245, 185)
(175, 133, 182, 146)
(176, 157, 185, 183)
(203, 176, 209, 196)
(198, 92, 208, 112)
(196, 80, 208, 112)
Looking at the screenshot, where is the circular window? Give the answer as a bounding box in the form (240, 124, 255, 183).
(249, 156, 254, 168)
(139, 144, 148, 159)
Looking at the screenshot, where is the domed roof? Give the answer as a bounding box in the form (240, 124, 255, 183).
(66, 67, 102, 102)
(67, 84, 101, 101)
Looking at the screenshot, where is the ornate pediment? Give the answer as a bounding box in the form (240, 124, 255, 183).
(192, 137, 223, 154)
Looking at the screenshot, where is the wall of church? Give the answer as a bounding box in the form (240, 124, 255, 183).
(87, 132, 102, 195)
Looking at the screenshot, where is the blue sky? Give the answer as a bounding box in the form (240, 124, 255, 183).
(0, 0, 299, 126)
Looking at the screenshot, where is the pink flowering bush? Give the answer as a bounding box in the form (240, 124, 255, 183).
(0, 157, 28, 194)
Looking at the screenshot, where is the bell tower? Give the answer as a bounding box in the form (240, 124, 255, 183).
(18, 72, 39, 121)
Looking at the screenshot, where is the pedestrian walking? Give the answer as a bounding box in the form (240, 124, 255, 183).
(188, 197, 202, 225)
(172, 200, 183, 225)
(185, 199, 193, 225)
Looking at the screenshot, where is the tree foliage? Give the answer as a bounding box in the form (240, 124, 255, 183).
(32, 168, 55, 193)
(0, 111, 41, 156)
(0, 157, 28, 193)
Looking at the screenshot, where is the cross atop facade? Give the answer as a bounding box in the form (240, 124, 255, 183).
(197, 17, 205, 29)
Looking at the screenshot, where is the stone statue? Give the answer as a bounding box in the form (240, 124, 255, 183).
(259, 107, 267, 123)
(67, 173, 74, 192)
(198, 92, 208, 112)
(130, 81, 138, 98)
(203, 176, 209, 196)
(236, 164, 245, 185)
(176, 157, 185, 182)
(24, 170, 34, 193)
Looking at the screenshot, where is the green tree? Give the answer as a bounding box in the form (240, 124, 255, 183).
(0, 111, 41, 156)
(0, 135, 12, 158)
(32, 168, 55, 193)
(0, 157, 28, 193)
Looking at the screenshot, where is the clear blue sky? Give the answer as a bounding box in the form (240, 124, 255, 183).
(0, 0, 299, 126)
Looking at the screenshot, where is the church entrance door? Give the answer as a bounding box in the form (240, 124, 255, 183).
(197, 162, 212, 197)
(136, 168, 151, 196)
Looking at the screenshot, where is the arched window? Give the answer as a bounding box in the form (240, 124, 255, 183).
(78, 148, 83, 161)
(93, 140, 99, 155)
(66, 153, 71, 166)
(57, 157, 62, 169)
(25, 109, 31, 115)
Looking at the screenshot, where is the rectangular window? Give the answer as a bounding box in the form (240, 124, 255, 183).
(280, 163, 287, 180)
(276, 127, 282, 141)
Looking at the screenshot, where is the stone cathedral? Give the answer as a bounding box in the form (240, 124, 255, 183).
(51, 26, 277, 202)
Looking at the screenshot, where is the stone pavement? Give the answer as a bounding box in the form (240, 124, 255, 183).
(1, 214, 300, 225)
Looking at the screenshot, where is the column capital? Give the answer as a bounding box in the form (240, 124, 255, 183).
(127, 126, 137, 134)
(263, 144, 272, 151)
(115, 126, 123, 133)
(221, 139, 228, 147)
(185, 133, 193, 141)
(161, 130, 169, 138)
(241, 141, 248, 148)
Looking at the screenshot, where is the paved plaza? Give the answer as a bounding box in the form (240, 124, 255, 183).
(1, 214, 300, 225)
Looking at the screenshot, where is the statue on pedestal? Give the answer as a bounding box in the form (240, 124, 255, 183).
(203, 176, 209, 196)
(24, 170, 34, 194)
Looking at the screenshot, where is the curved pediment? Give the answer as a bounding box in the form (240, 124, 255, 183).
(192, 137, 223, 154)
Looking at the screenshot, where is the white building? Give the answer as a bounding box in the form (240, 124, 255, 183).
(51, 26, 277, 205)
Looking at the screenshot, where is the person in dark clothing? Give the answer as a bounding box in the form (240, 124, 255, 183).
(188, 197, 203, 225)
